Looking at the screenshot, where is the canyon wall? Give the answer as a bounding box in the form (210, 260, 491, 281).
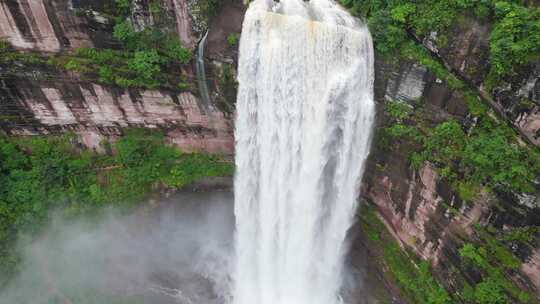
(1, 1, 539, 302)
(361, 13, 540, 300)
(0, 0, 90, 52)
(0, 0, 242, 154)
(0, 0, 197, 51)
(0, 76, 233, 153)
(423, 17, 540, 147)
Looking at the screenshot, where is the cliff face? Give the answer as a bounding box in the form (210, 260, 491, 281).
(361, 13, 540, 300)
(0, 0, 91, 52)
(0, 0, 197, 51)
(1, 1, 539, 302)
(0, 77, 233, 153)
(0, 0, 237, 154)
(422, 17, 540, 148)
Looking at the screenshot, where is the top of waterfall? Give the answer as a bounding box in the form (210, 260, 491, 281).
(249, 0, 361, 29)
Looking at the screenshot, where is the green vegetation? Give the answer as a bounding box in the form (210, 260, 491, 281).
(0, 41, 51, 69)
(219, 63, 238, 96)
(343, 0, 540, 197)
(385, 100, 413, 121)
(115, 0, 131, 14)
(340, 0, 539, 86)
(1, 0, 193, 90)
(54, 38, 192, 89)
(340, 0, 482, 55)
(421, 119, 539, 194)
(341, 2, 540, 302)
(195, 0, 222, 19)
(401, 42, 466, 90)
(0, 130, 233, 287)
(60, 0, 193, 90)
(500, 226, 540, 244)
(377, 100, 422, 149)
(382, 99, 540, 200)
(360, 204, 452, 304)
(227, 33, 241, 46)
(362, 200, 537, 304)
(489, 3, 540, 80)
(459, 233, 534, 303)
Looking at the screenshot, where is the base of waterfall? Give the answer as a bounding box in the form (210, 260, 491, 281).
(233, 1, 375, 304)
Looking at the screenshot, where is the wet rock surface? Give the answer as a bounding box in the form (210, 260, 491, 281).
(0, 0, 238, 154)
(419, 15, 540, 148)
(362, 50, 540, 298)
(0, 76, 234, 153)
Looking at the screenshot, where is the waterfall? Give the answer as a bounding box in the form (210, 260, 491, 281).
(233, 1, 375, 304)
(196, 30, 211, 109)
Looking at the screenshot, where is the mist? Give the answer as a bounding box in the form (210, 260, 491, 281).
(0, 191, 234, 304)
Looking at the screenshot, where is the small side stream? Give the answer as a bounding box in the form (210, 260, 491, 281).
(196, 31, 212, 110)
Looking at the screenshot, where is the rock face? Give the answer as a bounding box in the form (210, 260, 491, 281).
(0, 0, 199, 51)
(522, 249, 540, 293)
(422, 16, 540, 147)
(0, 0, 97, 51)
(363, 17, 540, 299)
(509, 63, 540, 146)
(0, 0, 236, 154)
(0, 77, 233, 153)
(170, 0, 196, 48)
(362, 48, 540, 297)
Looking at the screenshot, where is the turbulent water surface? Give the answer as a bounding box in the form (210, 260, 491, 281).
(233, 1, 375, 304)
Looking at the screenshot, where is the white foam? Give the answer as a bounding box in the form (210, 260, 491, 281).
(233, 1, 375, 303)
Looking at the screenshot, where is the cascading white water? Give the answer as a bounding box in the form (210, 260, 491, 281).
(233, 1, 375, 304)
